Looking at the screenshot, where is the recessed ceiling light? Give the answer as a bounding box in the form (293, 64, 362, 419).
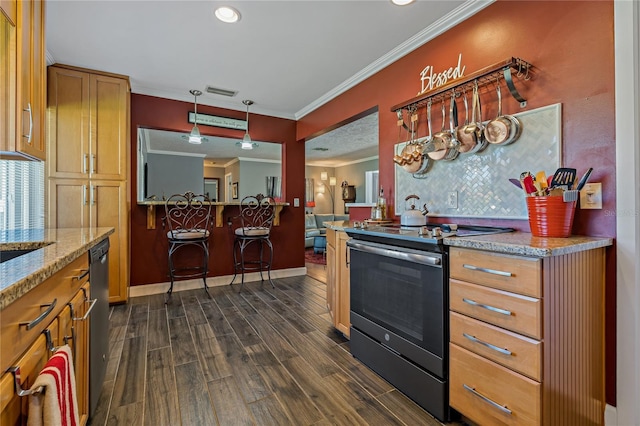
(391, 0, 415, 5)
(214, 6, 241, 23)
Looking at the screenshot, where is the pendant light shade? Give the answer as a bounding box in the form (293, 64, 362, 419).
(182, 89, 208, 144)
(238, 99, 258, 150)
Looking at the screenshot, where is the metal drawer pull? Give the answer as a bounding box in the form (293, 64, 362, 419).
(74, 269, 90, 280)
(463, 263, 512, 277)
(463, 333, 512, 356)
(22, 103, 33, 143)
(19, 299, 57, 330)
(462, 298, 512, 316)
(463, 384, 512, 415)
(73, 297, 97, 321)
(8, 366, 43, 397)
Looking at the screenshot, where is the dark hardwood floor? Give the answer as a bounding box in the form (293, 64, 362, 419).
(89, 269, 459, 426)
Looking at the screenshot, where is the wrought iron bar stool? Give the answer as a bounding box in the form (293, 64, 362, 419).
(162, 191, 213, 300)
(229, 194, 275, 291)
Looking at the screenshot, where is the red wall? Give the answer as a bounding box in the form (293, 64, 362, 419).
(129, 95, 304, 287)
(297, 0, 617, 405)
(129, 0, 617, 405)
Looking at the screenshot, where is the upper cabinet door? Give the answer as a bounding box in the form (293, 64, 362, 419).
(0, 0, 45, 161)
(90, 73, 129, 180)
(47, 66, 91, 178)
(47, 66, 129, 180)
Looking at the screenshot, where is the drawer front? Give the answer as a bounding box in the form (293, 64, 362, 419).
(450, 279, 542, 339)
(450, 312, 542, 381)
(450, 344, 541, 426)
(0, 255, 88, 373)
(450, 247, 541, 298)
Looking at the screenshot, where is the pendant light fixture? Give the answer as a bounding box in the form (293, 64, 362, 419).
(182, 89, 208, 144)
(238, 99, 258, 150)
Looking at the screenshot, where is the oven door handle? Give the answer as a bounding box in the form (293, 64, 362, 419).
(347, 241, 441, 266)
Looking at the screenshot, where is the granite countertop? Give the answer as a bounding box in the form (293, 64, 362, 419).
(324, 221, 353, 231)
(444, 232, 613, 257)
(0, 227, 114, 310)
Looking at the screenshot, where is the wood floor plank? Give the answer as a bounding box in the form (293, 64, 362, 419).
(376, 389, 445, 426)
(191, 322, 215, 341)
(200, 300, 235, 336)
(246, 344, 324, 425)
(207, 375, 255, 425)
(147, 308, 169, 350)
(240, 291, 286, 324)
(168, 316, 198, 365)
(244, 314, 298, 362)
(111, 336, 146, 408)
(109, 303, 131, 327)
(327, 343, 394, 397)
(271, 320, 341, 378)
(215, 333, 272, 403)
(165, 295, 185, 318)
(256, 294, 316, 335)
(174, 361, 218, 425)
(126, 304, 148, 339)
(218, 304, 263, 347)
(195, 337, 233, 382)
(106, 401, 143, 426)
(248, 394, 295, 426)
(281, 356, 368, 426)
(89, 379, 114, 426)
(144, 348, 180, 426)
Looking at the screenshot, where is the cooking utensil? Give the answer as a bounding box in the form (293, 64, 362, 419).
(484, 84, 512, 145)
(575, 167, 593, 191)
(550, 167, 577, 189)
(456, 88, 486, 154)
(400, 194, 428, 226)
(509, 178, 522, 189)
(401, 110, 423, 173)
(429, 100, 453, 161)
(535, 171, 549, 190)
(520, 171, 537, 196)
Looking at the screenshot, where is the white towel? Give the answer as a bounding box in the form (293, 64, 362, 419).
(27, 344, 79, 426)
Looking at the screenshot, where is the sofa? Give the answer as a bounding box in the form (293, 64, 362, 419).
(305, 213, 350, 248)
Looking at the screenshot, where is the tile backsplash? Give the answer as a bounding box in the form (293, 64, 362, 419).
(394, 103, 561, 219)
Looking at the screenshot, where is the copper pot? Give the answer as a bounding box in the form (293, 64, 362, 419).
(428, 97, 459, 161)
(456, 84, 488, 154)
(484, 84, 521, 145)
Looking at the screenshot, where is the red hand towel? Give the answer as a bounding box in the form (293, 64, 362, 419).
(27, 344, 79, 426)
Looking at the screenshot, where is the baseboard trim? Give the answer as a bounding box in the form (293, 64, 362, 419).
(129, 267, 307, 298)
(605, 404, 616, 425)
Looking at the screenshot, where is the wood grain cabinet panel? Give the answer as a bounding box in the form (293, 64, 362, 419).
(325, 228, 350, 338)
(47, 64, 130, 304)
(448, 246, 606, 425)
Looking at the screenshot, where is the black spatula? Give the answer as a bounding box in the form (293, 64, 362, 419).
(550, 168, 577, 189)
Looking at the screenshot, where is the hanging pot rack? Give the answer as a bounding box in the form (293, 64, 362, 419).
(391, 57, 533, 115)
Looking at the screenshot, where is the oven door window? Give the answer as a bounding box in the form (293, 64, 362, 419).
(350, 247, 444, 358)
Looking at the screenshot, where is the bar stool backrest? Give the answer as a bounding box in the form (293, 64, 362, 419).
(164, 191, 213, 240)
(236, 194, 275, 237)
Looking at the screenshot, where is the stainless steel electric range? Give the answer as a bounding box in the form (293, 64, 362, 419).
(345, 223, 513, 422)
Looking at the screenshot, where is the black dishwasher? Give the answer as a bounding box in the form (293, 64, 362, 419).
(89, 238, 109, 417)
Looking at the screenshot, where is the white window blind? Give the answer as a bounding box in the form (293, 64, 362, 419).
(0, 160, 44, 230)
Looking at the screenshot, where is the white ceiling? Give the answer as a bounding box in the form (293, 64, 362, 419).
(45, 0, 491, 164)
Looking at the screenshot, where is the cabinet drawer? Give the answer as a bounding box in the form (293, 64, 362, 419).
(449, 247, 541, 298)
(450, 279, 542, 339)
(450, 312, 542, 381)
(0, 255, 89, 373)
(450, 344, 541, 426)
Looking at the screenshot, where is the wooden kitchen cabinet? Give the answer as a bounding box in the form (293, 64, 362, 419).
(0, 0, 46, 161)
(0, 256, 90, 425)
(325, 228, 351, 338)
(47, 65, 129, 180)
(47, 64, 130, 303)
(448, 246, 606, 425)
(48, 178, 129, 303)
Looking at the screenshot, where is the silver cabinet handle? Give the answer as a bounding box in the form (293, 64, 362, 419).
(83, 184, 88, 205)
(22, 103, 33, 143)
(462, 298, 512, 316)
(90, 154, 96, 174)
(463, 263, 512, 277)
(73, 297, 97, 321)
(463, 384, 512, 414)
(463, 333, 512, 356)
(74, 269, 90, 280)
(19, 299, 57, 330)
(90, 185, 95, 205)
(83, 154, 88, 174)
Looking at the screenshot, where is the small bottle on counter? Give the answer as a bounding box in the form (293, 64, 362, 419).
(378, 188, 387, 219)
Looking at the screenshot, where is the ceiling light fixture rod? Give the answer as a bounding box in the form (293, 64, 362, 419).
(183, 89, 207, 144)
(241, 100, 255, 149)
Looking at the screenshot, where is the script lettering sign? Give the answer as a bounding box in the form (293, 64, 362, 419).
(188, 112, 247, 130)
(419, 53, 466, 95)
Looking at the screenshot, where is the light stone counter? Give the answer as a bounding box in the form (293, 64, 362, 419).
(0, 227, 114, 310)
(324, 221, 353, 232)
(443, 231, 613, 257)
